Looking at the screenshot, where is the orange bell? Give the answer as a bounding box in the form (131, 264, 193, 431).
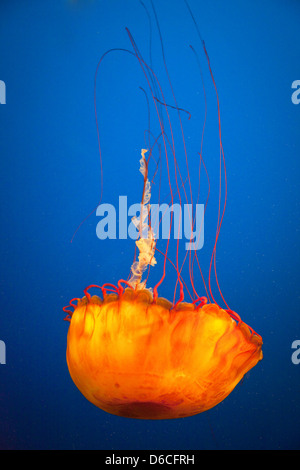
(66, 288, 262, 419)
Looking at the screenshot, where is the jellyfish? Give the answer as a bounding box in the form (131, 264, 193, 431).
(64, 1, 262, 420)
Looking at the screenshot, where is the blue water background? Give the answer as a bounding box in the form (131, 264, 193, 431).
(0, 0, 299, 450)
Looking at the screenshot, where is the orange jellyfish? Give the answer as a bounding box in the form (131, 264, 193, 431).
(64, 2, 262, 420)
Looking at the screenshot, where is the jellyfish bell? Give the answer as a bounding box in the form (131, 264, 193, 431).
(65, 286, 262, 419)
(64, 2, 263, 419)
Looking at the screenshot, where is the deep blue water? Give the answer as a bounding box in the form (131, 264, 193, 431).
(0, 0, 299, 450)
